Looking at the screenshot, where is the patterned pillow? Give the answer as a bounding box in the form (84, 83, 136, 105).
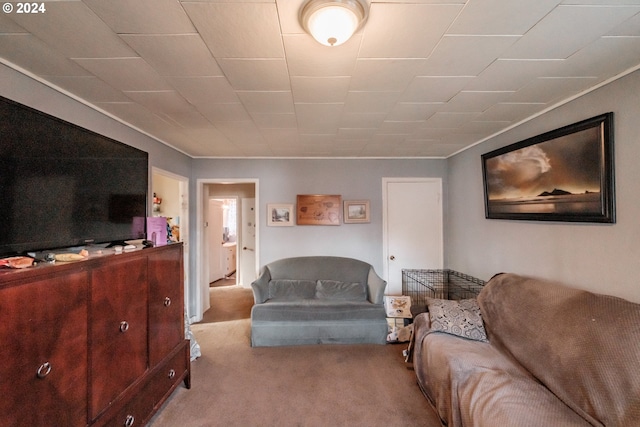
(427, 297, 488, 342)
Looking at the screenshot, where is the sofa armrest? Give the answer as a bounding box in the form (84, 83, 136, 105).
(367, 267, 387, 305)
(251, 266, 271, 304)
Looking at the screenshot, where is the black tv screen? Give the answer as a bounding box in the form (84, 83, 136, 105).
(0, 96, 148, 257)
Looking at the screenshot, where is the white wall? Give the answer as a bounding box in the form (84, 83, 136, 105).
(192, 158, 447, 276)
(446, 69, 640, 303)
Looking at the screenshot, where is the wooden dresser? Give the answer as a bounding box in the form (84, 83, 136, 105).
(0, 243, 190, 427)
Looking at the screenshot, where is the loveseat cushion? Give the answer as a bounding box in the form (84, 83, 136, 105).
(478, 273, 640, 426)
(316, 280, 366, 301)
(251, 300, 385, 322)
(268, 279, 316, 300)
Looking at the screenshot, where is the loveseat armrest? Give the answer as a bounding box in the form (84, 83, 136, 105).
(251, 266, 272, 304)
(367, 267, 387, 305)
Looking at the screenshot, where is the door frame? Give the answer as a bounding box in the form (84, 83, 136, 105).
(195, 178, 259, 322)
(382, 177, 444, 291)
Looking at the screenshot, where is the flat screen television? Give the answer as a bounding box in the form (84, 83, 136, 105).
(0, 96, 148, 257)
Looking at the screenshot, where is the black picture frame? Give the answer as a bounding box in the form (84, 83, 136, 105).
(481, 113, 615, 223)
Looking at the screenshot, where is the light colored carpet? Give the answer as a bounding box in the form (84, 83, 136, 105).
(148, 319, 442, 427)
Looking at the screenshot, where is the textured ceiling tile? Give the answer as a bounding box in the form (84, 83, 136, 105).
(508, 77, 599, 103)
(464, 59, 564, 91)
(261, 128, 300, 144)
(295, 103, 344, 132)
(607, 12, 640, 36)
(236, 91, 295, 114)
(276, 0, 305, 34)
(0, 13, 28, 32)
(215, 121, 267, 144)
(557, 36, 640, 78)
(424, 112, 482, 128)
(94, 101, 176, 133)
(337, 128, 377, 139)
(251, 113, 298, 129)
(8, 2, 134, 58)
(120, 34, 222, 77)
(198, 103, 251, 123)
(503, 5, 640, 59)
(360, 3, 463, 58)
(122, 90, 195, 117)
(479, 103, 547, 122)
(344, 91, 401, 113)
(441, 91, 515, 112)
(400, 76, 473, 102)
(44, 76, 128, 102)
(0, 34, 91, 76)
(386, 103, 442, 121)
(218, 59, 290, 91)
(283, 35, 360, 77)
(73, 57, 172, 91)
(350, 59, 423, 91)
(290, 77, 351, 103)
(418, 36, 520, 77)
(167, 76, 240, 104)
(183, 2, 284, 58)
(448, 0, 562, 35)
(378, 121, 425, 134)
(339, 112, 387, 128)
(459, 120, 511, 135)
(84, 0, 196, 34)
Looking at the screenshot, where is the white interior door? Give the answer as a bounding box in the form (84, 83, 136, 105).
(383, 178, 443, 295)
(208, 199, 224, 283)
(239, 198, 256, 287)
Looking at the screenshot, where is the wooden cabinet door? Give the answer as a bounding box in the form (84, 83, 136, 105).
(0, 271, 88, 427)
(148, 245, 184, 366)
(90, 257, 148, 420)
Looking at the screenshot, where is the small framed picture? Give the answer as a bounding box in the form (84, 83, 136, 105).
(343, 200, 370, 224)
(267, 204, 294, 226)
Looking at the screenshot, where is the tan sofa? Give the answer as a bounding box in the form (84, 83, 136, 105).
(413, 273, 640, 426)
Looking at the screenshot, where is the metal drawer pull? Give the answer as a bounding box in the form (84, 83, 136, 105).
(168, 369, 176, 379)
(36, 362, 52, 379)
(119, 321, 129, 333)
(124, 414, 135, 427)
(164, 297, 171, 307)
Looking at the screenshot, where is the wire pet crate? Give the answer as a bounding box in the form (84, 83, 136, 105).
(402, 269, 486, 309)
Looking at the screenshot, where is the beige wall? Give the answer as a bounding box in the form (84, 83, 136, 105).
(446, 68, 640, 303)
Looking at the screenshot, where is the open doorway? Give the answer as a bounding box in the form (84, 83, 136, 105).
(151, 168, 189, 311)
(195, 179, 258, 322)
(209, 197, 238, 287)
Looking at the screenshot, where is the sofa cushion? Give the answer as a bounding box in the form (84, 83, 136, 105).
(413, 313, 590, 427)
(251, 300, 385, 322)
(478, 273, 640, 426)
(427, 297, 488, 342)
(316, 280, 366, 301)
(268, 279, 317, 300)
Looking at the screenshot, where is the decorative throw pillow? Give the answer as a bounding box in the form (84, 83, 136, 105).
(268, 279, 317, 299)
(427, 297, 488, 342)
(316, 280, 366, 301)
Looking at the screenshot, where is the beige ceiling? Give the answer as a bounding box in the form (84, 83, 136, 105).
(1, 0, 639, 158)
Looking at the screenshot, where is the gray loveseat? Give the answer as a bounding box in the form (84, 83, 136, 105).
(250, 256, 387, 347)
(413, 273, 640, 426)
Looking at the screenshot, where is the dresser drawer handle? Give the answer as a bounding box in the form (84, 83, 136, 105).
(119, 321, 129, 333)
(168, 369, 176, 379)
(124, 414, 135, 427)
(36, 362, 52, 379)
(164, 297, 171, 307)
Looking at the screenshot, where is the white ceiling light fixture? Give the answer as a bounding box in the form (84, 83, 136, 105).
(300, 0, 368, 47)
